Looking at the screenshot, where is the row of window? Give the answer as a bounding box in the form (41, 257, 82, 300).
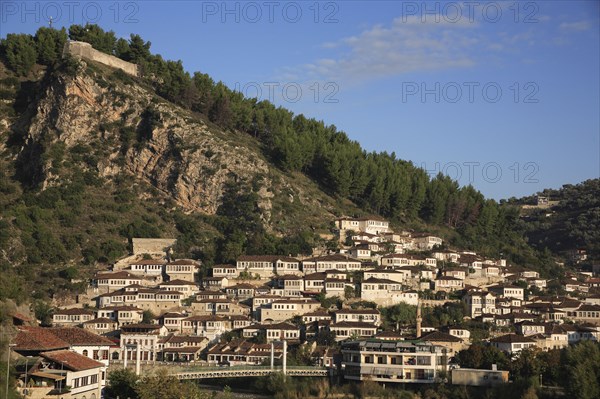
(98, 279, 138, 285)
(81, 350, 109, 360)
(54, 315, 92, 321)
(72, 374, 98, 388)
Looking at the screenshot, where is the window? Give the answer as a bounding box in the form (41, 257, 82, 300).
(82, 349, 89, 357)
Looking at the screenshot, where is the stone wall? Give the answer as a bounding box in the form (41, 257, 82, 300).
(132, 238, 177, 255)
(63, 40, 139, 76)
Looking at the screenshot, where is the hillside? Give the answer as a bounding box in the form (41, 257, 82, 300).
(0, 24, 563, 304)
(510, 179, 600, 261)
(0, 58, 369, 302)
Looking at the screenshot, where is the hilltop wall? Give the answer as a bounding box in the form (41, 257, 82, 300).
(63, 40, 139, 76)
(132, 238, 177, 255)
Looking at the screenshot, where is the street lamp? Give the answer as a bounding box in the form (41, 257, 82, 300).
(58, 360, 69, 394)
(6, 343, 17, 399)
(23, 357, 29, 398)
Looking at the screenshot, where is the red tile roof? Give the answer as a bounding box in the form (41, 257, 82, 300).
(40, 350, 105, 371)
(49, 328, 115, 346)
(15, 327, 114, 349)
(14, 328, 70, 351)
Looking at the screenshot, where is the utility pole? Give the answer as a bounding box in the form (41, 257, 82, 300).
(136, 343, 141, 376)
(282, 340, 287, 380)
(24, 357, 29, 397)
(270, 342, 274, 370)
(6, 344, 17, 399)
(59, 361, 69, 394)
(416, 299, 422, 338)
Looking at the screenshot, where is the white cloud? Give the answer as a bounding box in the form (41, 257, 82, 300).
(559, 21, 591, 31)
(280, 16, 480, 84)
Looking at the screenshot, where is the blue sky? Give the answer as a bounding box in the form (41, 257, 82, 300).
(1, 1, 599, 200)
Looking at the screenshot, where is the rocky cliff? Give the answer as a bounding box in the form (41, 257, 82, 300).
(5, 59, 354, 234)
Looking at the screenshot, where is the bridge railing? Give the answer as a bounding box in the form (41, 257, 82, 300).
(174, 365, 327, 373)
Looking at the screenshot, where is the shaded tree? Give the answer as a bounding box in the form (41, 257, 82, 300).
(1, 33, 37, 75)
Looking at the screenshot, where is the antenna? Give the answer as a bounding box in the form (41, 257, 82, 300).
(48, 16, 54, 28)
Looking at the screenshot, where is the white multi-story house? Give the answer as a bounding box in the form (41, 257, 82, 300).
(433, 251, 460, 263)
(159, 335, 209, 362)
(336, 217, 391, 235)
(155, 312, 189, 333)
(333, 309, 381, 325)
(330, 322, 378, 341)
(38, 350, 106, 398)
(212, 264, 239, 278)
(412, 234, 443, 250)
(13, 326, 114, 367)
(96, 305, 144, 327)
(442, 268, 466, 280)
(52, 308, 95, 327)
(341, 340, 449, 383)
(273, 275, 305, 296)
(361, 278, 418, 306)
(515, 321, 547, 336)
(158, 279, 200, 297)
(446, 327, 471, 341)
(572, 304, 600, 326)
(120, 323, 168, 362)
(349, 245, 373, 259)
(398, 266, 435, 281)
(464, 290, 497, 318)
(324, 278, 353, 298)
(259, 298, 320, 322)
(165, 259, 199, 282)
(380, 254, 437, 268)
(47, 327, 115, 367)
(302, 254, 362, 274)
(95, 286, 183, 314)
(242, 322, 301, 342)
(182, 315, 228, 341)
(488, 285, 525, 301)
(83, 317, 119, 335)
(302, 310, 332, 323)
(364, 268, 409, 283)
(95, 271, 143, 292)
(490, 334, 536, 355)
(128, 259, 166, 277)
(434, 276, 465, 292)
(190, 298, 249, 317)
(236, 255, 301, 278)
(225, 283, 256, 300)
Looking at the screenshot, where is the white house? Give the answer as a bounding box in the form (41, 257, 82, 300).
(39, 350, 106, 398)
(490, 334, 536, 355)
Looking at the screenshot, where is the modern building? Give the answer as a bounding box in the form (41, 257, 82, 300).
(341, 340, 449, 383)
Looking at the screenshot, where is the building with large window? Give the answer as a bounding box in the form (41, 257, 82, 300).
(341, 340, 449, 383)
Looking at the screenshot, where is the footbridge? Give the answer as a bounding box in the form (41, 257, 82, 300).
(173, 365, 330, 380)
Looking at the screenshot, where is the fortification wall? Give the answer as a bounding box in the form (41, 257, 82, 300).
(132, 238, 177, 255)
(63, 40, 139, 76)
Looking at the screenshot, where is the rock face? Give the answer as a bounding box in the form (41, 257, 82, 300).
(15, 62, 276, 218)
